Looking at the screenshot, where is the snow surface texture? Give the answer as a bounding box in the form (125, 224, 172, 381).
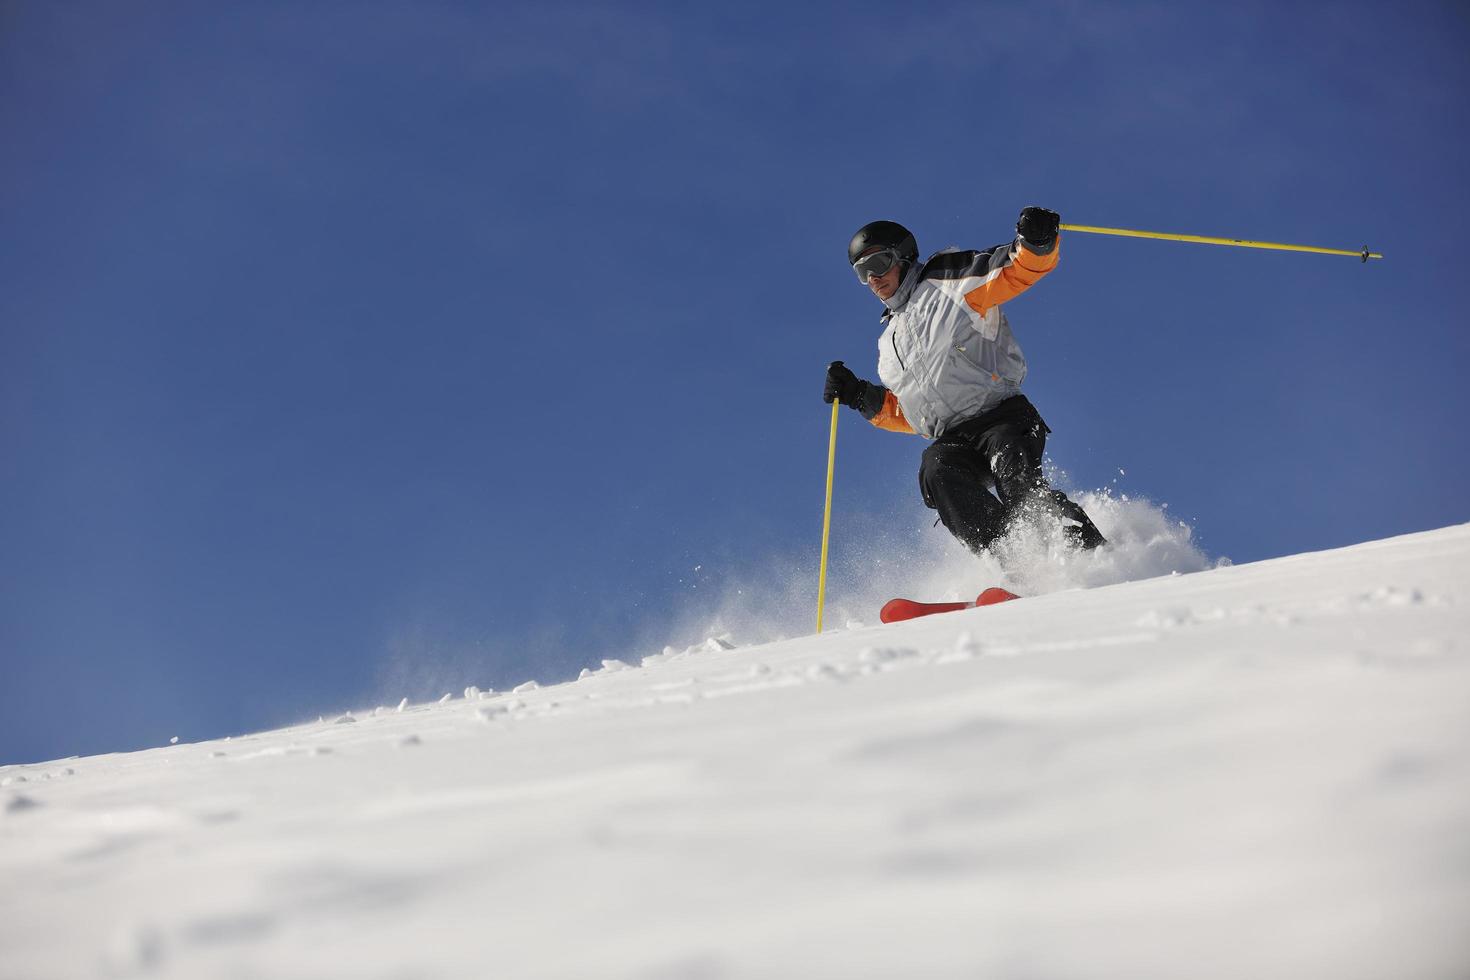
(3, 525, 1469, 979)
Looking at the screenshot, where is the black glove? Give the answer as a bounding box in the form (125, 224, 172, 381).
(1016, 206, 1061, 255)
(823, 361, 885, 418)
(824, 361, 862, 406)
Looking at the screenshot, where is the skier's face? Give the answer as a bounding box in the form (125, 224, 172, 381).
(859, 248, 904, 302)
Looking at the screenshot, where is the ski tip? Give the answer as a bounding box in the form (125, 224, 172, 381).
(880, 598, 918, 624)
(975, 587, 1022, 607)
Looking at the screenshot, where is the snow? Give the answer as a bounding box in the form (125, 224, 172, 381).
(650, 485, 1220, 659)
(2, 524, 1468, 979)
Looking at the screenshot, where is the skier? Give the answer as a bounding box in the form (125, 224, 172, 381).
(824, 208, 1106, 555)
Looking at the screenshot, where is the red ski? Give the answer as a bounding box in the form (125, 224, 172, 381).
(880, 587, 1021, 624)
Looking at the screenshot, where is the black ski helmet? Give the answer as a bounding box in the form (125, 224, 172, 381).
(848, 220, 918, 267)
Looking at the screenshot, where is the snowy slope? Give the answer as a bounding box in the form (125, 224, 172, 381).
(3, 525, 1468, 980)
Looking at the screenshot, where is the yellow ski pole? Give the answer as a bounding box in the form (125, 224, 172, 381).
(1059, 223, 1382, 261)
(816, 398, 840, 634)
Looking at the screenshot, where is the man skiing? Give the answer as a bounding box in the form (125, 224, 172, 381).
(824, 208, 1106, 555)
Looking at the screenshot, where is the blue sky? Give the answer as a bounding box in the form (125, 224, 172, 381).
(3, 1, 1467, 764)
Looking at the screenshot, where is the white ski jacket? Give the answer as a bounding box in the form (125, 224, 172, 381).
(867, 236, 1059, 438)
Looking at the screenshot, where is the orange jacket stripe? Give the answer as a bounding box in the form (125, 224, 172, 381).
(869, 390, 916, 434)
(962, 240, 1059, 318)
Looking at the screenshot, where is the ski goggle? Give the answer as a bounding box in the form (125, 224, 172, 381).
(852, 247, 900, 282)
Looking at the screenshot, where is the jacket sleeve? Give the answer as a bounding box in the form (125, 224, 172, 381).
(866, 389, 917, 435)
(847, 378, 917, 435)
(959, 234, 1060, 318)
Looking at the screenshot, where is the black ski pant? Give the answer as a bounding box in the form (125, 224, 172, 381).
(918, 395, 1098, 555)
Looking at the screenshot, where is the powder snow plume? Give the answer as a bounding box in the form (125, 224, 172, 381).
(625, 477, 1223, 659)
